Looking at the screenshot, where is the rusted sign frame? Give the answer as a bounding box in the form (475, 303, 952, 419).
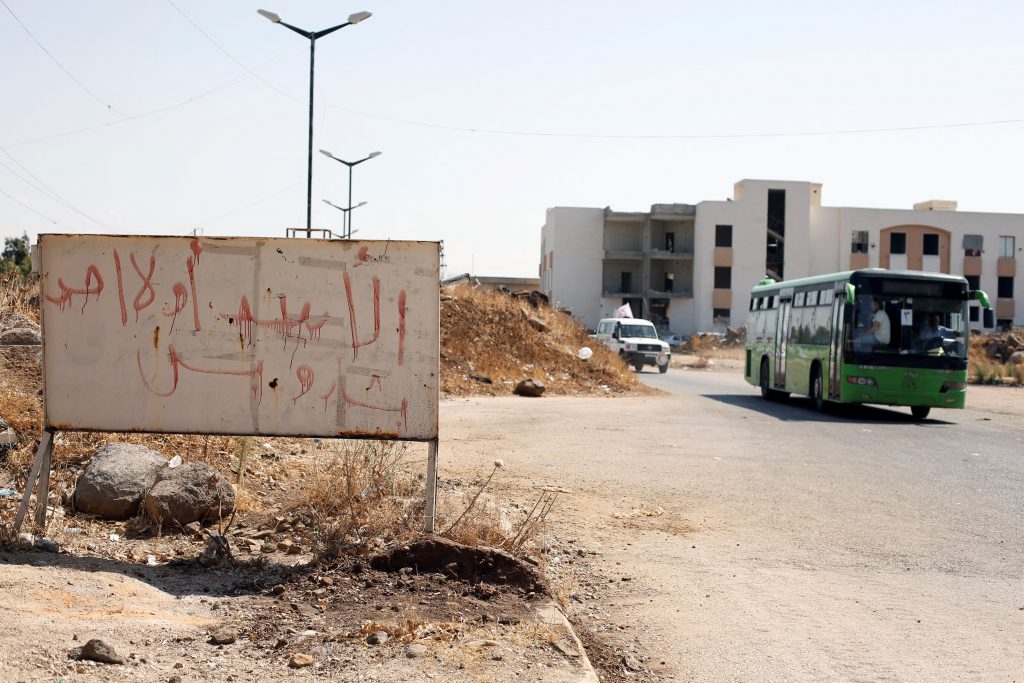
(28, 235, 443, 534)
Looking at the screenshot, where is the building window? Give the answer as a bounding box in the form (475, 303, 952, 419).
(714, 266, 731, 289)
(997, 319, 1013, 331)
(998, 276, 1014, 298)
(665, 232, 675, 252)
(851, 231, 868, 254)
(923, 234, 939, 256)
(621, 272, 632, 293)
(969, 306, 979, 322)
(715, 224, 733, 248)
(713, 308, 730, 321)
(766, 190, 786, 280)
(965, 275, 980, 290)
(999, 236, 1016, 258)
(963, 234, 982, 257)
(890, 232, 907, 255)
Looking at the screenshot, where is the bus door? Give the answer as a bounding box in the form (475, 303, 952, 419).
(828, 292, 844, 399)
(774, 293, 792, 388)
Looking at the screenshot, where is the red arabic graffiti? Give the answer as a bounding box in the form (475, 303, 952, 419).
(137, 343, 263, 404)
(130, 249, 157, 322)
(45, 264, 104, 313)
(292, 364, 314, 404)
(343, 272, 381, 361)
(339, 376, 408, 432)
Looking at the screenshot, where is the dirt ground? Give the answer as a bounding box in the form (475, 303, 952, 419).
(3, 347, 1019, 682)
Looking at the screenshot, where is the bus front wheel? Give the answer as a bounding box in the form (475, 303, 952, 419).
(911, 406, 931, 420)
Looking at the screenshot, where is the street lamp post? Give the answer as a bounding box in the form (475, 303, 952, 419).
(258, 8, 371, 237)
(319, 149, 380, 239)
(321, 199, 367, 238)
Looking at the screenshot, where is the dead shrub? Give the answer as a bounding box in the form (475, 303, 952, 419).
(436, 461, 559, 556)
(0, 272, 39, 324)
(288, 440, 421, 559)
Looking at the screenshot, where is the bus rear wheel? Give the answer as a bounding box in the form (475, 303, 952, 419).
(911, 406, 931, 420)
(810, 366, 825, 412)
(759, 359, 771, 399)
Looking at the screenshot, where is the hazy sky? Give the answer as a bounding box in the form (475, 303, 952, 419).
(2, 1, 1023, 277)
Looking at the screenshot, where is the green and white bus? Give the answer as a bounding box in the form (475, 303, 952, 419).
(745, 269, 993, 419)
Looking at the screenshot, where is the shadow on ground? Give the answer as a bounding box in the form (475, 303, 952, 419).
(702, 393, 955, 425)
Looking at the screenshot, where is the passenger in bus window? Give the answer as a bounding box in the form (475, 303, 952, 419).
(854, 298, 891, 351)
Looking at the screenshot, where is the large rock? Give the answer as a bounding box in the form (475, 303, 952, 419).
(0, 416, 17, 461)
(73, 444, 167, 520)
(0, 327, 41, 345)
(513, 378, 545, 397)
(144, 461, 235, 527)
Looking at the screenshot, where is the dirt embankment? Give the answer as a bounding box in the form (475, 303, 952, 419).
(441, 284, 648, 397)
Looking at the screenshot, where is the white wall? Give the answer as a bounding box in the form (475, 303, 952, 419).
(542, 207, 605, 328)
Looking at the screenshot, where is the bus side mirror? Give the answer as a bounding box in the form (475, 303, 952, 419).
(983, 308, 995, 328)
(970, 289, 991, 308)
(845, 283, 856, 302)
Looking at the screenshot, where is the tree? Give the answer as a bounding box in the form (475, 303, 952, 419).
(1, 232, 32, 277)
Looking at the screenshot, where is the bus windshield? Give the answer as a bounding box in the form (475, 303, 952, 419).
(849, 293, 968, 360)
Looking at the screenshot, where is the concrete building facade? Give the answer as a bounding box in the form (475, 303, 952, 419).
(539, 179, 1024, 334)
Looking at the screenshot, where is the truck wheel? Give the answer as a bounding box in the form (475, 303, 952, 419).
(633, 360, 644, 372)
(658, 362, 669, 374)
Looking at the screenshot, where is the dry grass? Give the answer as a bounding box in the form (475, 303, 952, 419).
(0, 273, 39, 325)
(286, 439, 423, 558)
(441, 284, 644, 396)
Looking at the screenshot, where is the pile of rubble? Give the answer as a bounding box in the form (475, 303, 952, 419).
(440, 284, 645, 397)
(971, 330, 1024, 364)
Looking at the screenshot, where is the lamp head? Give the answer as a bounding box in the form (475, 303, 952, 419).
(368, 151, 382, 159)
(319, 149, 333, 158)
(356, 201, 368, 208)
(257, 9, 281, 23)
(348, 11, 372, 24)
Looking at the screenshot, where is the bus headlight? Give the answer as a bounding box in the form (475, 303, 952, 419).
(846, 376, 877, 387)
(940, 381, 966, 392)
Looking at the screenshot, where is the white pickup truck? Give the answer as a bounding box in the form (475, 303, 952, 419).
(593, 317, 671, 373)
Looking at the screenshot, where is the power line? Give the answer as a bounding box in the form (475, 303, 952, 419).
(0, 147, 112, 228)
(4, 48, 299, 148)
(322, 106, 1024, 140)
(0, 183, 59, 225)
(1, 0, 130, 118)
(164, 0, 299, 102)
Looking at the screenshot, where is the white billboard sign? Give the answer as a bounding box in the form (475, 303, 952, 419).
(39, 235, 439, 440)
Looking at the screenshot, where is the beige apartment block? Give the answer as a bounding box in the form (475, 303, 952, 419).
(540, 180, 1024, 335)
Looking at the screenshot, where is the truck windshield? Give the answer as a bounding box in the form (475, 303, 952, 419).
(620, 324, 657, 339)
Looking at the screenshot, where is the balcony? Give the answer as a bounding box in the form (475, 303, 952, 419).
(603, 289, 643, 298)
(648, 248, 693, 260)
(603, 250, 644, 260)
(646, 288, 692, 299)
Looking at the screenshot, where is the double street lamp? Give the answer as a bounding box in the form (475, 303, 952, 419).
(319, 149, 381, 239)
(257, 8, 371, 237)
(321, 199, 367, 238)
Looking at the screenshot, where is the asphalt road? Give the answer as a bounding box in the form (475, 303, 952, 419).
(635, 366, 1024, 681)
(442, 366, 1024, 681)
